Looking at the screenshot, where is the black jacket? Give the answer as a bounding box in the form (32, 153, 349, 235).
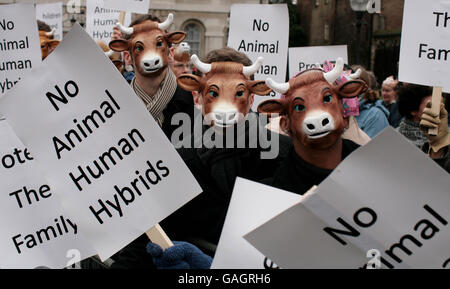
(161, 86, 195, 140)
(160, 118, 292, 247)
(422, 143, 450, 173)
(266, 139, 360, 195)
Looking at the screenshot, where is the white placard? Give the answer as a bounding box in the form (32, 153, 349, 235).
(245, 127, 450, 268)
(211, 178, 301, 269)
(86, 0, 132, 43)
(35, 2, 63, 41)
(0, 120, 95, 269)
(103, 0, 150, 14)
(0, 3, 41, 97)
(288, 45, 348, 78)
(398, 0, 450, 93)
(227, 4, 289, 110)
(0, 24, 202, 261)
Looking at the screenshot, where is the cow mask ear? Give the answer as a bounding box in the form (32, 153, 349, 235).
(177, 74, 202, 92)
(248, 80, 272, 96)
(109, 39, 130, 52)
(257, 98, 288, 115)
(165, 32, 187, 44)
(337, 80, 368, 98)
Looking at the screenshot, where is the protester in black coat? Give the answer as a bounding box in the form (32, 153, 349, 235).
(267, 139, 359, 195)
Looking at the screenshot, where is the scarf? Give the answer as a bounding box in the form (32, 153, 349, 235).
(131, 68, 177, 127)
(397, 118, 428, 149)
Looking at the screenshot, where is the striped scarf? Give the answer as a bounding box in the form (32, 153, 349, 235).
(397, 118, 428, 149)
(131, 68, 177, 127)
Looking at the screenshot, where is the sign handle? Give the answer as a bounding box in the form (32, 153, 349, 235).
(145, 223, 174, 250)
(429, 86, 442, 136)
(118, 11, 126, 24)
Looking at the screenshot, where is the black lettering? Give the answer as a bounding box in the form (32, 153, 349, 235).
(69, 165, 92, 191)
(353, 207, 377, 228)
(323, 218, 360, 245)
(385, 235, 423, 263)
(89, 199, 112, 224)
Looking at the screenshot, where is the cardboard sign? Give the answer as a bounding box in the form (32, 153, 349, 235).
(0, 24, 202, 260)
(0, 3, 41, 97)
(35, 2, 63, 41)
(245, 127, 450, 268)
(85, 0, 132, 43)
(0, 120, 95, 269)
(103, 0, 150, 14)
(211, 178, 301, 269)
(398, 0, 450, 93)
(227, 4, 289, 110)
(288, 45, 348, 78)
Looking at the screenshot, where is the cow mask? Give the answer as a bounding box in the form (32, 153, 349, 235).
(178, 55, 271, 128)
(109, 14, 186, 76)
(258, 58, 368, 150)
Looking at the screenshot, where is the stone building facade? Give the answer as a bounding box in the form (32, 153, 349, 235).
(1, 0, 267, 58)
(298, 0, 404, 83)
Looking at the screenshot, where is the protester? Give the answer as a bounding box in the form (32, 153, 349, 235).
(37, 20, 60, 60)
(396, 83, 432, 149)
(354, 66, 389, 138)
(420, 102, 450, 173)
(110, 14, 194, 139)
(108, 47, 291, 268)
(160, 47, 292, 252)
(381, 76, 403, 127)
(258, 58, 367, 195)
(169, 42, 192, 77)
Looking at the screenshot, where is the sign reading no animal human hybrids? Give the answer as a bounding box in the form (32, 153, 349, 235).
(0, 4, 41, 97)
(0, 24, 201, 260)
(227, 4, 289, 110)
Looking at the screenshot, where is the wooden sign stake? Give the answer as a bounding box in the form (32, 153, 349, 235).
(146, 223, 174, 250)
(429, 86, 442, 136)
(118, 11, 126, 25)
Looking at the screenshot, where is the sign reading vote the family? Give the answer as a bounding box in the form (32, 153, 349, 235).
(103, 0, 150, 14)
(227, 4, 289, 109)
(0, 3, 41, 97)
(245, 128, 450, 268)
(0, 120, 95, 269)
(399, 0, 450, 93)
(35, 2, 63, 41)
(85, 0, 132, 43)
(212, 178, 301, 269)
(0, 24, 201, 260)
(288, 45, 348, 78)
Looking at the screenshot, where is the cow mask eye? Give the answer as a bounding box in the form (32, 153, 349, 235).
(156, 41, 163, 48)
(209, 91, 218, 98)
(236, 90, 245, 98)
(135, 45, 144, 52)
(295, 104, 306, 112)
(324, 94, 332, 103)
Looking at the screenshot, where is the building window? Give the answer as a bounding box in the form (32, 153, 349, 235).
(324, 23, 329, 41)
(184, 23, 202, 57)
(315, 0, 320, 7)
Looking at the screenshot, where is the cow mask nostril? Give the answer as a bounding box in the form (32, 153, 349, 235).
(322, 118, 329, 126)
(307, 124, 315, 130)
(228, 113, 236, 121)
(155, 59, 160, 65)
(216, 114, 223, 121)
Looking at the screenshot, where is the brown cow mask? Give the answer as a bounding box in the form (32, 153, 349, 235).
(258, 58, 368, 150)
(39, 29, 60, 60)
(109, 14, 186, 76)
(178, 55, 271, 128)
